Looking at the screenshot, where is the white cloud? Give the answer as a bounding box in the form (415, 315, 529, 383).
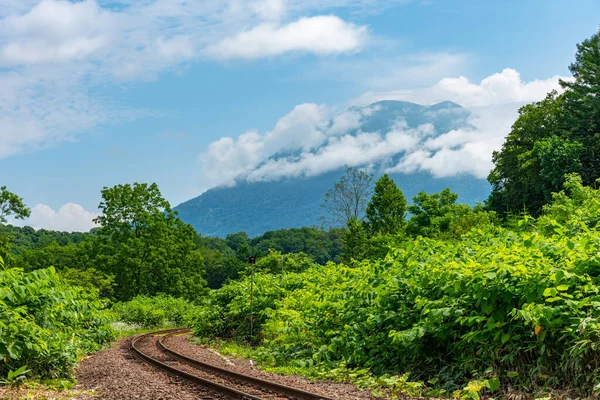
(200, 130, 265, 186)
(205, 15, 367, 60)
(0, 0, 113, 65)
(199, 69, 568, 186)
(355, 68, 567, 107)
(198, 102, 377, 187)
(26, 203, 99, 232)
(246, 124, 428, 181)
(0, 0, 381, 160)
(250, 0, 286, 20)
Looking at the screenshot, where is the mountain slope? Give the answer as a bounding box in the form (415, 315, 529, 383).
(175, 101, 492, 237)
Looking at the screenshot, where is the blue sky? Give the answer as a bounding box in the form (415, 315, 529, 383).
(0, 0, 598, 231)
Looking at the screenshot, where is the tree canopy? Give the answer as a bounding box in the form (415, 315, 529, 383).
(488, 31, 600, 216)
(365, 174, 407, 236)
(321, 166, 374, 227)
(0, 186, 30, 223)
(94, 182, 206, 301)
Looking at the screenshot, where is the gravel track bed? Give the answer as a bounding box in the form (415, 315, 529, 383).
(162, 333, 378, 400)
(76, 336, 221, 399)
(136, 333, 289, 399)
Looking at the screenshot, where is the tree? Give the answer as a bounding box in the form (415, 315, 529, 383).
(0, 186, 30, 223)
(487, 92, 570, 216)
(407, 188, 470, 238)
(226, 232, 252, 261)
(94, 183, 206, 301)
(488, 30, 600, 217)
(0, 186, 31, 264)
(559, 30, 600, 185)
(365, 174, 407, 235)
(342, 216, 368, 262)
(321, 166, 374, 227)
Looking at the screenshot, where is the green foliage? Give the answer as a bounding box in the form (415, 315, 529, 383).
(560, 31, 600, 185)
(241, 250, 314, 276)
(0, 186, 30, 224)
(0, 263, 114, 379)
(114, 295, 199, 328)
(342, 216, 368, 262)
(406, 188, 495, 239)
(489, 30, 600, 216)
(193, 175, 600, 395)
(192, 267, 312, 340)
(94, 182, 206, 301)
(321, 166, 374, 227)
(365, 174, 407, 236)
(250, 227, 343, 265)
(201, 228, 343, 289)
(0, 366, 30, 387)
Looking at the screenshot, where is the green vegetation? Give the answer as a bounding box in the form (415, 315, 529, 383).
(0, 258, 113, 379)
(114, 295, 199, 328)
(189, 31, 600, 395)
(2, 28, 600, 398)
(488, 31, 600, 217)
(192, 174, 600, 396)
(94, 183, 206, 301)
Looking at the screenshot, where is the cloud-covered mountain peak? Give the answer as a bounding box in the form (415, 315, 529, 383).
(176, 99, 490, 237)
(233, 99, 473, 184)
(350, 99, 470, 135)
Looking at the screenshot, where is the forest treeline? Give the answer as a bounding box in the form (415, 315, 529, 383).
(1, 30, 599, 397)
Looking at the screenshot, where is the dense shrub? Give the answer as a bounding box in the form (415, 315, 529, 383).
(193, 175, 600, 395)
(114, 295, 200, 328)
(0, 261, 114, 379)
(193, 270, 310, 340)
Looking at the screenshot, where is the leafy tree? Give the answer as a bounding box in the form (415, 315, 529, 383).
(488, 30, 600, 216)
(365, 174, 407, 235)
(560, 30, 600, 185)
(202, 251, 244, 289)
(487, 92, 569, 216)
(94, 183, 206, 301)
(407, 188, 469, 237)
(226, 232, 252, 261)
(0, 186, 30, 223)
(342, 216, 368, 262)
(0, 186, 31, 263)
(321, 166, 374, 227)
(250, 227, 343, 265)
(240, 249, 314, 276)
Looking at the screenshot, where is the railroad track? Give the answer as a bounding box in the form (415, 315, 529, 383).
(130, 328, 335, 400)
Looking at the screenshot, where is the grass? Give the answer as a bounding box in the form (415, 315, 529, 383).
(110, 321, 177, 339)
(193, 337, 437, 398)
(0, 380, 100, 400)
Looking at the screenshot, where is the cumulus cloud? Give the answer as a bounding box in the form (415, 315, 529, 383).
(246, 123, 430, 181)
(199, 69, 568, 186)
(0, 0, 113, 65)
(200, 130, 265, 186)
(199, 103, 376, 187)
(0, 0, 382, 160)
(26, 203, 99, 232)
(206, 15, 367, 60)
(355, 68, 567, 107)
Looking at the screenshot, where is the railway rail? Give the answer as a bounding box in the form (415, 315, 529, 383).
(130, 328, 336, 400)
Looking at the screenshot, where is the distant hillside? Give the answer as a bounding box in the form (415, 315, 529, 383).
(175, 100, 492, 237)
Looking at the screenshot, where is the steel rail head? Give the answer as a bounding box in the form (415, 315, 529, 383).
(130, 329, 263, 400)
(158, 330, 336, 400)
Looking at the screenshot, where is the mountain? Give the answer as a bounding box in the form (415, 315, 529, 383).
(175, 101, 492, 237)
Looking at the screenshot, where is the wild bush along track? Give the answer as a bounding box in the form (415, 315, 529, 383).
(130, 328, 336, 400)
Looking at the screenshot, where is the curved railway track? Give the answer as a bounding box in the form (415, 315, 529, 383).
(130, 328, 335, 400)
